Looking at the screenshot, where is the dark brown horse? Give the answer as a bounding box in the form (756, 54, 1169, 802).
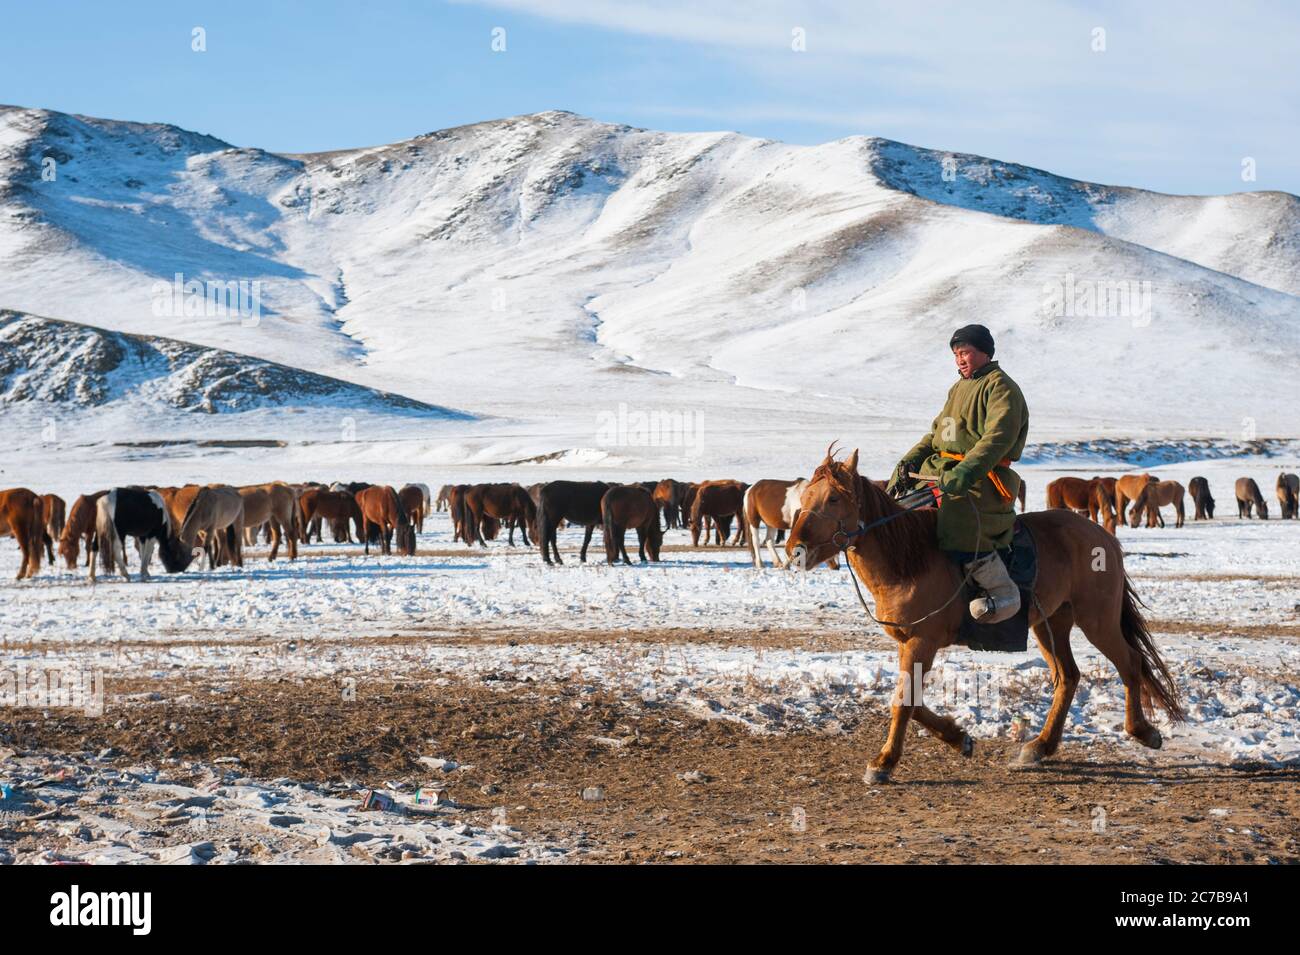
(356, 485, 415, 556)
(601, 485, 663, 564)
(0, 487, 45, 579)
(1187, 476, 1215, 520)
(537, 481, 609, 565)
(461, 483, 536, 547)
(59, 490, 108, 569)
(1277, 473, 1299, 520)
(399, 484, 427, 533)
(786, 447, 1182, 783)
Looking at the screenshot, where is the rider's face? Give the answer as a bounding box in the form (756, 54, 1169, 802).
(953, 344, 988, 379)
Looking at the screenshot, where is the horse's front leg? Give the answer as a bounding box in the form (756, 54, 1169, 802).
(867, 637, 934, 784)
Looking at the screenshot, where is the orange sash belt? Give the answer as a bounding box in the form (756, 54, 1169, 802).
(940, 451, 1015, 503)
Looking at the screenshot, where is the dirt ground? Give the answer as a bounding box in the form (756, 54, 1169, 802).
(7, 672, 1296, 864)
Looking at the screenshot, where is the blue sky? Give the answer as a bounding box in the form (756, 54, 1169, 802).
(2, 0, 1295, 196)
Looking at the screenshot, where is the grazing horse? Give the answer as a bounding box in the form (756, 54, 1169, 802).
(91, 487, 195, 582)
(601, 484, 663, 564)
(690, 480, 745, 547)
(1187, 476, 1215, 520)
(785, 447, 1182, 783)
(1130, 480, 1186, 529)
(537, 481, 609, 565)
(435, 484, 453, 512)
(1277, 473, 1299, 520)
(743, 478, 807, 569)
(653, 479, 685, 529)
(239, 484, 300, 560)
(461, 483, 536, 547)
(1114, 473, 1157, 526)
(411, 483, 432, 530)
(40, 493, 66, 565)
(356, 485, 415, 556)
(398, 484, 427, 535)
(1235, 477, 1269, 519)
(59, 491, 108, 569)
(300, 487, 363, 543)
(180, 486, 246, 568)
(0, 488, 45, 579)
(1048, 476, 1119, 534)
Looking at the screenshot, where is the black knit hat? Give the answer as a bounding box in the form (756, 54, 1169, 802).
(949, 324, 995, 357)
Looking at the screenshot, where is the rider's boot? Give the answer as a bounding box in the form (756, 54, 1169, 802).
(964, 551, 1021, 624)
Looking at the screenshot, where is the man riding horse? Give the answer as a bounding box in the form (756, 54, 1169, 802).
(886, 324, 1028, 624)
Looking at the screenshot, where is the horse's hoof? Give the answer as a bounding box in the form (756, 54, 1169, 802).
(1133, 726, 1163, 749)
(863, 767, 892, 785)
(960, 734, 974, 758)
(1012, 743, 1044, 768)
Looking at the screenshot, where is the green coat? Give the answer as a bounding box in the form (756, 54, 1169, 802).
(889, 360, 1029, 553)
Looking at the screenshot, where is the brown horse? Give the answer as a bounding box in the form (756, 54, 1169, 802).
(652, 479, 686, 529)
(1277, 473, 1299, 520)
(601, 485, 663, 564)
(180, 485, 246, 568)
(690, 480, 745, 547)
(398, 484, 427, 533)
(461, 483, 536, 547)
(40, 493, 66, 564)
(785, 447, 1182, 783)
(356, 485, 415, 556)
(300, 487, 364, 542)
(1114, 473, 1157, 526)
(239, 483, 300, 560)
(59, 491, 108, 568)
(1130, 480, 1185, 529)
(0, 488, 45, 579)
(1235, 477, 1269, 519)
(1046, 477, 1115, 533)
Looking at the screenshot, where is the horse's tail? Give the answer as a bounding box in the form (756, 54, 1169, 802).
(95, 495, 116, 576)
(1120, 575, 1185, 722)
(602, 497, 617, 563)
(459, 493, 477, 546)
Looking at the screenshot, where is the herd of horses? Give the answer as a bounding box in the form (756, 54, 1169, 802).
(1044, 471, 1299, 532)
(0, 469, 1296, 583)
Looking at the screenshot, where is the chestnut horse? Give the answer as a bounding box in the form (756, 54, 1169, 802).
(0, 487, 45, 579)
(1129, 480, 1185, 529)
(1235, 477, 1269, 519)
(40, 493, 67, 565)
(1046, 476, 1116, 534)
(59, 490, 108, 569)
(653, 479, 686, 529)
(786, 447, 1182, 783)
(690, 480, 745, 547)
(356, 485, 415, 556)
(1114, 473, 1157, 526)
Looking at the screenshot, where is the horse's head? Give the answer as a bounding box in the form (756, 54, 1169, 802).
(785, 444, 863, 570)
(58, 534, 79, 569)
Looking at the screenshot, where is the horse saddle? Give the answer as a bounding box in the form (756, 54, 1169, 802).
(956, 520, 1038, 653)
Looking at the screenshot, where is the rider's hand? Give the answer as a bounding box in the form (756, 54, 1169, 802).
(939, 465, 975, 497)
(887, 460, 914, 498)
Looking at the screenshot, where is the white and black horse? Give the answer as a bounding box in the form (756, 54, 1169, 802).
(91, 487, 196, 582)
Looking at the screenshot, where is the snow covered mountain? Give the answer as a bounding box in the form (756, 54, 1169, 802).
(1, 104, 1297, 470)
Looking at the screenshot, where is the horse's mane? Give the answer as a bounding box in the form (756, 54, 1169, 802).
(811, 457, 938, 580)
